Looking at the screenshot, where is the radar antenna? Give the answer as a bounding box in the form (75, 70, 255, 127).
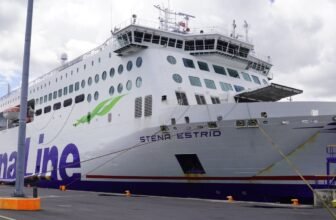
(243, 20, 249, 42)
(231, 19, 237, 38)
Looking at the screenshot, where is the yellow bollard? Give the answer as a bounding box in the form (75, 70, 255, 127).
(291, 198, 299, 206)
(125, 190, 131, 197)
(226, 195, 234, 202)
(59, 185, 66, 191)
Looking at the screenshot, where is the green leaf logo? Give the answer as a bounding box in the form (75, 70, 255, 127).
(74, 95, 125, 126)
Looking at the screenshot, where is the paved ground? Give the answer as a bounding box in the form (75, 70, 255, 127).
(0, 185, 334, 220)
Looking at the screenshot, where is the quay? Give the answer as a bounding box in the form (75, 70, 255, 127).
(0, 185, 332, 220)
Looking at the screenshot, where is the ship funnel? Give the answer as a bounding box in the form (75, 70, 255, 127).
(60, 53, 68, 64)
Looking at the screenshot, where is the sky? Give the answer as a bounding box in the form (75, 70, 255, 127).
(0, 0, 335, 101)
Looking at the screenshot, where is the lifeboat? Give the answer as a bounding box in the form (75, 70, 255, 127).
(3, 106, 20, 120)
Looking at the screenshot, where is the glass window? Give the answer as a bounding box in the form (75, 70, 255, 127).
(211, 97, 220, 104)
(175, 91, 189, 105)
(126, 80, 132, 91)
(117, 83, 123, 93)
(63, 98, 72, 107)
(167, 56, 176, 65)
(219, 82, 233, 91)
(197, 61, 209, 71)
(53, 102, 61, 111)
(40, 97, 43, 104)
(136, 57, 142, 67)
(234, 85, 245, 92)
(44, 95, 47, 103)
(252, 75, 261, 84)
(172, 74, 182, 83)
(58, 89, 62, 97)
(95, 74, 99, 83)
(127, 60, 133, 71)
(188, 76, 202, 87)
(213, 65, 226, 75)
(204, 79, 216, 89)
(44, 106, 51, 114)
(94, 91, 99, 100)
(109, 86, 114, 96)
(88, 77, 92, 86)
(176, 40, 183, 49)
(110, 68, 115, 78)
(182, 58, 195, 68)
(136, 77, 142, 88)
(87, 94, 92, 103)
(195, 94, 207, 105)
(241, 72, 252, 82)
(227, 68, 240, 78)
(262, 79, 268, 85)
(75, 82, 80, 91)
(81, 79, 85, 88)
(53, 91, 57, 99)
(48, 93, 52, 101)
(118, 64, 123, 74)
(75, 94, 85, 103)
(64, 87, 68, 96)
(102, 71, 107, 80)
(69, 84, 74, 93)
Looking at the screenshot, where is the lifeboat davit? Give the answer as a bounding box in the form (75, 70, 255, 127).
(3, 107, 20, 120)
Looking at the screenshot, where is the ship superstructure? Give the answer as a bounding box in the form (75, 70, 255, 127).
(0, 6, 336, 204)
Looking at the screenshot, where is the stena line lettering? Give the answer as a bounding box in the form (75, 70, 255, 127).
(0, 133, 81, 181)
(140, 130, 221, 143)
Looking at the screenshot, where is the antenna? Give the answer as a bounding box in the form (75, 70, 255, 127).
(231, 19, 237, 38)
(244, 20, 249, 42)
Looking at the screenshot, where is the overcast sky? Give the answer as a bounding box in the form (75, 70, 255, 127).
(0, 0, 335, 101)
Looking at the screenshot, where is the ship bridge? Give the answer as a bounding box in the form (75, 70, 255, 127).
(112, 19, 272, 78)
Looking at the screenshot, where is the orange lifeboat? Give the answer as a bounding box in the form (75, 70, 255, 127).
(3, 106, 20, 120)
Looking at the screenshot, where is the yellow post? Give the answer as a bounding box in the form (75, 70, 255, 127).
(291, 198, 299, 206)
(125, 190, 131, 197)
(226, 195, 234, 202)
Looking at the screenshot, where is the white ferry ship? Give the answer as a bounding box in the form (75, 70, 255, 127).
(1, 6, 336, 204)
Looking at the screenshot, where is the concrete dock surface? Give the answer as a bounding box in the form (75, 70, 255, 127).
(0, 185, 333, 220)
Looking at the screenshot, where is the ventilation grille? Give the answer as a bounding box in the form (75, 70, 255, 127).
(144, 95, 152, 117)
(134, 97, 142, 118)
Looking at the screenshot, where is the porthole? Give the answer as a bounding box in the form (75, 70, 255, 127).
(87, 94, 92, 103)
(94, 91, 99, 100)
(126, 80, 132, 91)
(117, 83, 123, 93)
(127, 60, 133, 71)
(95, 74, 99, 83)
(102, 71, 107, 80)
(118, 64, 123, 74)
(109, 86, 115, 96)
(81, 80, 85, 88)
(136, 57, 142, 67)
(136, 77, 142, 88)
(110, 68, 115, 78)
(88, 77, 92, 86)
(167, 55, 176, 64)
(172, 73, 182, 83)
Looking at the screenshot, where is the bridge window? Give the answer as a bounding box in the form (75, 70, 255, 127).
(196, 40, 204, 50)
(219, 82, 233, 91)
(228, 43, 239, 55)
(204, 79, 216, 89)
(234, 85, 245, 92)
(217, 40, 228, 52)
(252, 75, 261, 85)
(183, 58, 195, 68)
(195, 94, 206, 105)
(239, 47, 249, 58)
(227, 68, 240, 78)
(176, 91, 189, 105)
(197, 61, 209, 71)
(185, 40, 195, 51)
(134, 31, 143, 43)
(205, 39, 215, 50)
(152, 35, 160, 44)
(241, 72, 252, 82)
(189, 76, 202, 87)
(176, 40, 183, 49)
(144, 33, 152, 42)
(168, 38, 176, 47)
(160, 37, 168, 46)
(213, 65, 226, 75)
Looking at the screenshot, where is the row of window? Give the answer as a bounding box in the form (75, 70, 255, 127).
(167, 55, 267, 85)
(172, 73, 247, 93)
(175, 91, 221, 106)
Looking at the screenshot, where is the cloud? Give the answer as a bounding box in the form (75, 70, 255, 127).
(0, 0, 335, 101)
